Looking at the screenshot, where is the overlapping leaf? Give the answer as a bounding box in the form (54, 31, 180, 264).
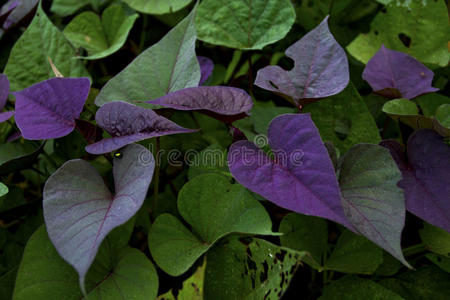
(85, 101, 196, 154)
(122, 0, 192, 15)
(4, 4, 89, 91)
(381, 130, 450, 233)
(0, 0, 37, 30)
(228, 113, 353, 230)
(198, 56, 213, 85)
(63, 4, 138, 60)
(50, 0, 108, 17)
(43, 144, 155, 292)
(363, 46, 438, 99)
(95, 6, 199, 106)
(0, 141, 43, 175)
(347, 0, 449, 66)
(13, 77, 91, 140)
(148, 174, 274, 276)
(339, 144, 409, 266)
(255, 16, 349, 105)
(0, 74, 14, 123)
(145, 86, 253, 122)
(195, 0, 295, 50)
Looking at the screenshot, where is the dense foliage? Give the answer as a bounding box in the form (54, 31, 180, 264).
(0, 0, 449, 299)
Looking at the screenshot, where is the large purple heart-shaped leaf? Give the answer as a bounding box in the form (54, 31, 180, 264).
(198, 56, 214, 85)
(43, 143, 155, 293)
(13, 77, 90, 140)
(228, 113, 353, 230)
(381, 130, 450, 233)
(339, 144, 410, 267)
(145, 86, 253, 122)
(254, 16, 349, 104)
(363, 46, 439, 99)
(86, 101, 196, 154)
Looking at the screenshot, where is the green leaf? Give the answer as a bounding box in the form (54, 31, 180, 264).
(425, 254, 450, 273)
(382, 99, 450, 137)
(158, 260, 205, 300)
(375, 252, 403, 276)
(319, 276, 404, 300)
(0, 141, 44, 176)
(14, 225, 158, 299)
(204, 236, 306, 300)
(279, 213, 327, 269)
(435, 104, 450, 128)
(0, 187, 26, 213)
(303, 83, 381, 153)
(51, 0, 110, 17)
(419, 222, 450, 257)
(148, 174, 274, 276)
(415, 93, 450, 117)
(4, 4, 89, 91)
(195, 0, 296, 50)
(95, 5, 199, 106)
(347, 0, 449, 66)
(0, 183, 8, 198)
(188, 144, 229, 179)
(122, 0, 193, 15)
(379, 266, 450, 299)
(324, 230, 383, 274)
(63, 4, 138, 60)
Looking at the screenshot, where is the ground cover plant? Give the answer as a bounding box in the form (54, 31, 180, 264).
(0, 0, 449, 299)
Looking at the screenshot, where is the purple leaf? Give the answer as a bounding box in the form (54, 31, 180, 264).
(339, 144, 410, 267)
(13, 77, 91, 140)
(363, 45, 439, 99)
(0, 111, 14, 123)
(198, 56, 214, 85)
(0, 0, 18, 26)
(228, 113, 353, 230)
(254, 16, 349, 105)
(1, 0, 38, 30)
(86, 101, 196, 154)
(381, 130, 450, 233)
(145, 86, 253, 122)
(43, 143, 155, 293)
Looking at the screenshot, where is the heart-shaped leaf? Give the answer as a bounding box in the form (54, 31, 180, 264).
(43, 143, 155, 292)
(363, 46, 438, 99)
(13, 77, 91, 140)
(254, 16, 349, 105)
(148, 173, 274, 276)
(145, 86, 253, 122)
(204, 236, 306, 300)
(419, 222, 450, 257)
(198, 56, 213, 85)
(95, 6, 199, 106)
(0, 74, 14, 123)
(122, 0, 192, 15)
(3, 4, 89, 91)
(347, 0, 449, 67)
(0, 141, 44, 175)
(85, 101, 196, 154)
(50, 0, 105, 17)
(228, 113, 353, 230)
(339, 143, 410, 267)
(195, 0, 295, 50)
(14, 225, 159, 299)
(435, 104, 450, 129)
(381, 130, 450, 233)
(63, 4, 138, 60)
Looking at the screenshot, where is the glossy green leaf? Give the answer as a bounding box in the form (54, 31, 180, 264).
(303, 83, 381, 153)
(339, 144, 410, 267)
(4, 4, 89, 91)
(204, 236, 306, 300)
(379, 266, 450, 299)
(324, 230, 383, 274)
(419, 222, 450, 257)
(0, 183, 7, 197)
(14, 225, 158, 299)
(95, 5, 199, 106)
(415, 93, 450, 117)
(195, 0, 296, 50)
(0, 141, 43, 175)
(188, 144, 229, 179)
(123, 0, 192, 15)
(320, 276, 404, 300)
(347, 0, 449, 66)
(50, 0, 109, 17)
(148, 174, 274, 276)
(279, 213, 327, 269)
(435, 104, 450, 128)
(63, 4, 138, 60)
(383, 98, 419, 115)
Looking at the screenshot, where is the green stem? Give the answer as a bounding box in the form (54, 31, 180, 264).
(403, 243, 426, 257)
(139, 15, 148, 52)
